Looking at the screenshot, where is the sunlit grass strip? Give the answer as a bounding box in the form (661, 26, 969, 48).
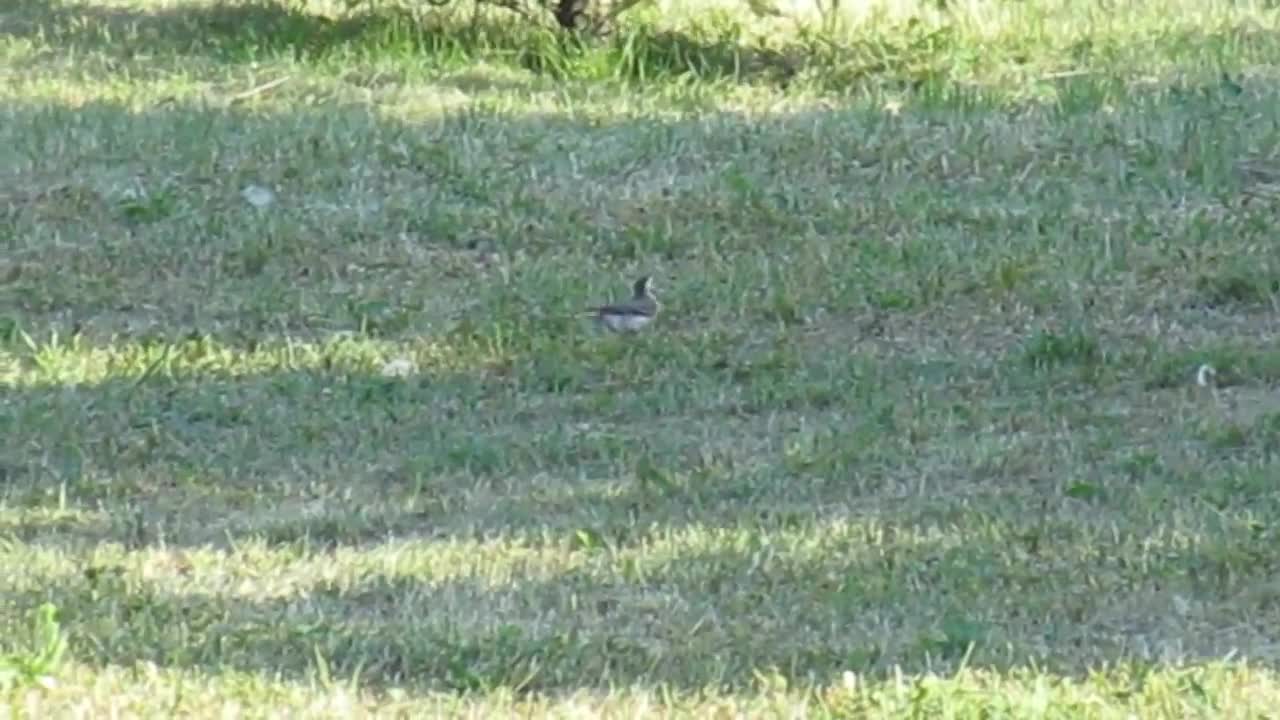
(3, 0, 1277, 107)
(0, 333, 509, 387)
(4, 661, 1279, 716)
(0, 533, 589, 600)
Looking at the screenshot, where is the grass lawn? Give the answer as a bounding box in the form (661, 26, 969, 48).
(4, 0, 1280, 715)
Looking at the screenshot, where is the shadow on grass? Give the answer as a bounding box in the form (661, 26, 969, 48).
(0, 351, 888, 548)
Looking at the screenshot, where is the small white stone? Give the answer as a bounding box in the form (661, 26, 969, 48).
(240, 184, 275, 208)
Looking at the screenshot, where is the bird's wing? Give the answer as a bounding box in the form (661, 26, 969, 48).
(589, 302, 652, 317)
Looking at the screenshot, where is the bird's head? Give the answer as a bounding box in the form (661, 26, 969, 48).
(633, 276, 654, 297)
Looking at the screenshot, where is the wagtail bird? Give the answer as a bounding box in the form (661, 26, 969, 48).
(587, 276, 659, 332)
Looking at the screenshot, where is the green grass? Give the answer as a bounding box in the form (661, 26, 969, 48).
(4, 0, 1280, 715)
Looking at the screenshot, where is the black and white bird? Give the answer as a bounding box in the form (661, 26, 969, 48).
(587, 276, 659, 333)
